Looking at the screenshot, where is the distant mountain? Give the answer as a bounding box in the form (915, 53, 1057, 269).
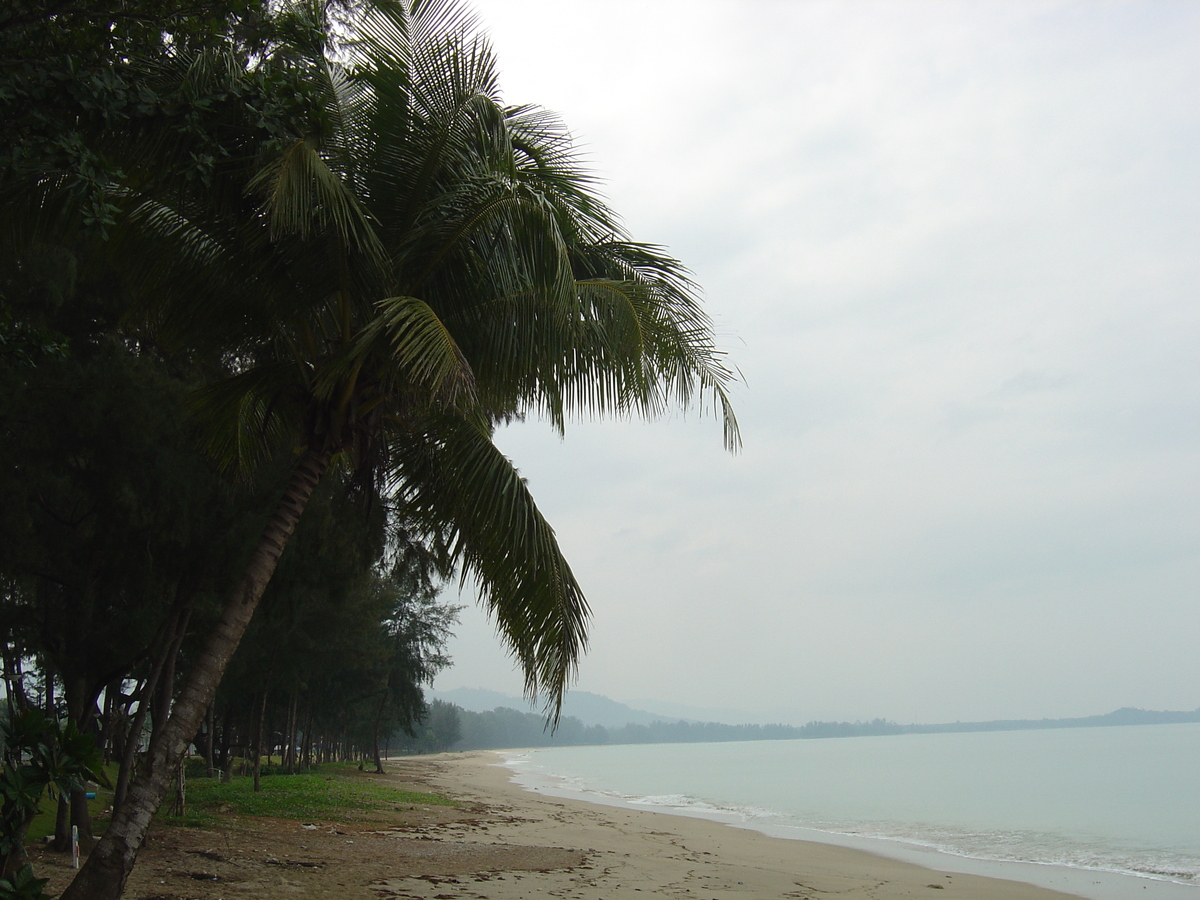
(912, 706, 1200, 735)
(431, 688, 677, 728)
(431, 689, 1200, 743)
(402, 697, 1200, 754)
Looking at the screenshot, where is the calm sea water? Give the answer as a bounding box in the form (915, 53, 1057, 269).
(502, 723, 1200, 900)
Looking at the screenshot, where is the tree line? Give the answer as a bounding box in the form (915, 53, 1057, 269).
(392, 703, 908, 752)
(0, 0, 737, 896)
(391, 703, 1200, 754)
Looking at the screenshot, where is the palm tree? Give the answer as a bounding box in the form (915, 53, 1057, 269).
(60, 1, 737, 896)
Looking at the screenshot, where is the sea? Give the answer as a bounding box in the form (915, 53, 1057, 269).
(500, 722, 1200, 900)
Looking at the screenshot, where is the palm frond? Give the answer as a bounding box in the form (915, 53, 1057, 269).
(248, 136, 385, 262)
(311, 294, 477, 408)
(188, 362, 306, 476)
(370, 294, 476, 402)
(387, 411, 588, 718)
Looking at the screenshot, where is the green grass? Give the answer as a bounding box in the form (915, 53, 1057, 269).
(25, 762, 118, 843)
(25, 791, 112, 843)
(23, 760, 454, 834)
(162, 768, 455, 827)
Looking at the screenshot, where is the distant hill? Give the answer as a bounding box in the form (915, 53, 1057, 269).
(399, 697, 1200, 754)
(431, 688, 677, 729)
(428, 689, 1200, 747)
(911, 706, 1200, 734)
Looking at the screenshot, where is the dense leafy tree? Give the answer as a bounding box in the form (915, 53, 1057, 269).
(0, 0, 313, 235)
(0, 252, 261, 849)
(211, 479, 457, 778)
(398, 698, 463, 753)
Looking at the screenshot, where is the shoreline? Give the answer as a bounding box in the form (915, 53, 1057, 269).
(411, 750, 1090, 900)
(475, 749, 1198, 900)
(33, 750, 1192, 899)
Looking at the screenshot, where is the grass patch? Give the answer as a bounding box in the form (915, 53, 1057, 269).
(25, 791, 112, 843)
(24, 762, 118, 843)
(162, 770, 455, 827)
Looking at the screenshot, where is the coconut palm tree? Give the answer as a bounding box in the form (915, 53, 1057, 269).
(60, 1, 737, 896)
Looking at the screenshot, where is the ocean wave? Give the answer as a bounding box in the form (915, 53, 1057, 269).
(504, 736, 1200, 892)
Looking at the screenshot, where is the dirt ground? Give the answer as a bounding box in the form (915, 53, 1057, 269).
(31, 757, 588, 900)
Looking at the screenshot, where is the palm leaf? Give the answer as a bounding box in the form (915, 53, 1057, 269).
(387, 411, 588, 717)
(188, 362, 307, 476)
(247, 136, 385, 262)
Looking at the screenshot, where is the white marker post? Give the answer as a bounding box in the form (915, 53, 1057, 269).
(71, 825, 79, 868)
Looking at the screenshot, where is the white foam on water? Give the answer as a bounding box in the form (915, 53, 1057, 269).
(496, 729, 1200, 900)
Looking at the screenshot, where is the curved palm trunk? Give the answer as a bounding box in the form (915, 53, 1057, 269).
(61, 447, 331, 900)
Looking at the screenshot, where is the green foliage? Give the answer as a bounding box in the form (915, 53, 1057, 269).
(0, 863, 51, 900)
(217, 471, 459, 764)
(0, 1, 320, 233)
(417, 705, 910, 750)
(22, 779, 112, 846)
(0, 710, 106, 880)
(0, 330, 259, 739)
(0, 305, 67, 369)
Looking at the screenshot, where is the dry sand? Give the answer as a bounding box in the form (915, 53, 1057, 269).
(35, 750, 1085, 899)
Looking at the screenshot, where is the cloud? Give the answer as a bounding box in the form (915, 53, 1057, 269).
(439, 0, 1200, 723)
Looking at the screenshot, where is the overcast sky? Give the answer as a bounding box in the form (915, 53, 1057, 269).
(432, 0, 1200, 725)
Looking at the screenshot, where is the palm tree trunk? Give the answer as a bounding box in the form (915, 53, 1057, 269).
(61, 446, 331, 900)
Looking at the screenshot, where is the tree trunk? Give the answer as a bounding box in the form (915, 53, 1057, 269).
(112, 678, 147, 815)
(301, 705, 313, 770)
(204, 703, 215, 779)
(2, 648, 29, 716)
(252, 688, 268, 792)
(61, 446, 330, 900)
(53, 794, 70, 853)
(56, 673, 99, 850)
(71, 790, 93, 847)
(285, 693, 299, 774)
(113, 604, 188, 814)
(219, 702, 234, 782)
(168, 761, 186, 817)
(42, 661, 55, 717)
(100, 679, 120, 765)
(147, 604, 193, 760)
(372, 693, 387, 775)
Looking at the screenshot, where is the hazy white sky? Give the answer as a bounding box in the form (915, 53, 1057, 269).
(433, 0, 1200, 725)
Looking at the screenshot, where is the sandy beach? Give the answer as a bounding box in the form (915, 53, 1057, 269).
(384, 751, 1085, 900)
(36, 750, 1089, 899)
